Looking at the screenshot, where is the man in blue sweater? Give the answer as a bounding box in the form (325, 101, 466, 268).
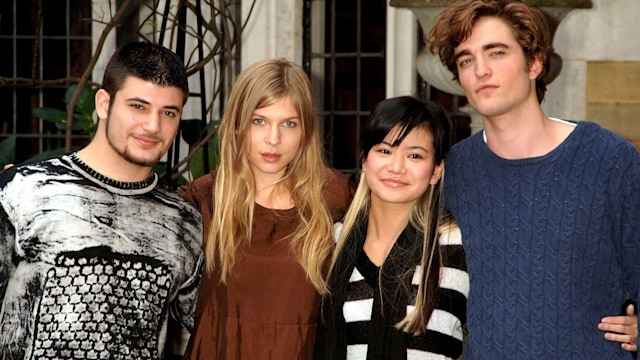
(428, 0, 639, 358)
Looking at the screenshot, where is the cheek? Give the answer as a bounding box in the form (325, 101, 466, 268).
(415, 165, 436, 182)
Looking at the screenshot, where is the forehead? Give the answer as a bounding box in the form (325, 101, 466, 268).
(455, 16, 518, 52)
(117, 76, 184, 107)
(383, 124, 433, 147)
(253, 96, 301, 121)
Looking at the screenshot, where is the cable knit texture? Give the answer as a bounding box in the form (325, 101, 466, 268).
(444, 121, 640, 359)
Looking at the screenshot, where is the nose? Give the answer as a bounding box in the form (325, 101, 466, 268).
(141, 112, 161, 133)
(265, 125, 281, 146)
(475, 57, 491, 78)
(386, 153, 406, 175)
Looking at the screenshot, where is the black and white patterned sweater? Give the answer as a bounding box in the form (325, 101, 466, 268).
(0, 153, 203, 359)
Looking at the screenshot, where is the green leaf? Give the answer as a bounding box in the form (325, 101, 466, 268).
(188, 137, 219, 179)
(65, 85, 98, 119)
(32, 107, 68, 123)
(0, 136, 17, 168)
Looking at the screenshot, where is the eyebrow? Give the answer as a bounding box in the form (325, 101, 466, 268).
(380, 141, 429, 152)
(251, 111, 300, 121)
(454, 42, 511, 61)
(126, 97, 181, 112)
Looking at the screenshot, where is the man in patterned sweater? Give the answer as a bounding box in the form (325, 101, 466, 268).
(428, 0, 639, 359)
(0, 41, 203, 359)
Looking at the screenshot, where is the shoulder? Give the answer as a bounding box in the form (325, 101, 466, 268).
(576, 121, 635, 151)
(447, 132, 486, 169)
(437, 222, 462, 246)
(0, 156, 69, 191)
(324, 168, 354, 191)
(176, 171, 216, 206)
(323, 169, 355, 221)
(573, 121, 639, 168)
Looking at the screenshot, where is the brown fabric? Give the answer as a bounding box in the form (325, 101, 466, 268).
(178, 169, 354, 360)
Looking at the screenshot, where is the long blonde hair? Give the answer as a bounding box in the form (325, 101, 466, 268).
(207, 58, 334, 293)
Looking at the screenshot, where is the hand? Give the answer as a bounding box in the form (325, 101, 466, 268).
(598, 304, 638, 352)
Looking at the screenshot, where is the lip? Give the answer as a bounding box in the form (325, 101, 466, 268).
(133, 136, 161, 147)
(476, 84, 498, 93)
(381, 178, 407, 187)
(261, 153, 281, 162)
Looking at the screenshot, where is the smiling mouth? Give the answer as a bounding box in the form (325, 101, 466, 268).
(382, 179, 407, 187)
(134, 136, 161, 147)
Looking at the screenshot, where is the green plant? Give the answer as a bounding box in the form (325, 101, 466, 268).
(32, 85, 99, 138)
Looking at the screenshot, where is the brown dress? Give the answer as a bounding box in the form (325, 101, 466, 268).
(177, 169, 353, 360)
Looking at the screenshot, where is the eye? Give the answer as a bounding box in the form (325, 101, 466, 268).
(163, 110, 177, 118)
(252, 118, 265, 125)
(408, 153, 423, 159)
(283, 120, 297, 128)
(458, 58, 472, 68)
(490, 50, 505, 57)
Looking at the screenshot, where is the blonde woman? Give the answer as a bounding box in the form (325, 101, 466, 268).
(178, 58, 353, 359)
(314, 96, 469, 359)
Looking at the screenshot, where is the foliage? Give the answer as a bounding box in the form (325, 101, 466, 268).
(32, 85, 99, 138)
(182, 119, 221, 180)
(0, 0, 247, 183)
(0, 136, 16, 167)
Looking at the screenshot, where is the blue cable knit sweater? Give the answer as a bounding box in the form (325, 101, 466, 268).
(444, 121, 640, 359)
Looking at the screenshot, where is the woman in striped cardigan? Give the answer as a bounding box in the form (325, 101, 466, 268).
(314, 96, 469, 360)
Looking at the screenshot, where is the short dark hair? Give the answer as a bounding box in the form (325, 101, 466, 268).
(428, 0, 552, 103)
(101, 41, 189, 104)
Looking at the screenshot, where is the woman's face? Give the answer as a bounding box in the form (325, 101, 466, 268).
(364, 125, 443, 207)
(245, 96, 303, 184)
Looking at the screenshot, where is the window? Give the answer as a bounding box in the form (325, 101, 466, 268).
(305, 0, 387, 174)
(0, 0, 93, 163)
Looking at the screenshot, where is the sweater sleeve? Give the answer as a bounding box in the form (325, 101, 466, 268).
(0, 205, 15, 303)
(618, 143, 640, 342)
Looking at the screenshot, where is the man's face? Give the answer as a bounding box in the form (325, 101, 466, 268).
(102, 76, 184, 167)
(453, 16, 542, 118)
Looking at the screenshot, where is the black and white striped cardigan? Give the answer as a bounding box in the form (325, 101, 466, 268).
(331, 222, 469, 360)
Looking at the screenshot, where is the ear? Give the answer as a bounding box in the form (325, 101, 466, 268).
(95, 89, 111, 120)
(430, 161, 445, 185)
(528, 55, 544, 80)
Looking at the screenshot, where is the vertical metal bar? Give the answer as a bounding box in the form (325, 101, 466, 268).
(195, 0, 209, 174)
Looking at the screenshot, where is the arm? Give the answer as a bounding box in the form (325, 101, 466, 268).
(0, 205, 17, 303)
(170, 252, 204, 330)
(600, 144, 640, 355)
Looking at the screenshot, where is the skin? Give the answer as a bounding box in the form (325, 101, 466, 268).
(362, 125, 443, 266)
(78, 76, 184, 182)
(454, 15, 638, 350)
(599, 304, 638, 352)
(245, 96, 303, 209)
(454, 16, 573, 160)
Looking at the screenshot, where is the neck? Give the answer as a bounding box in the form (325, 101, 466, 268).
(483, 107, 573, 159)
(364, 199, 411, 265)
(77, 140, 152, 183)
(255, 182, 294, 210)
